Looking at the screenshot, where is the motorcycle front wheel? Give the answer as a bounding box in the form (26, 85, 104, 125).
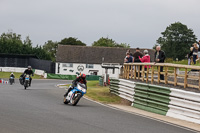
(72, 94, 81, 106)
(63, 97, 69, 104)
(24, 81, 28, 89)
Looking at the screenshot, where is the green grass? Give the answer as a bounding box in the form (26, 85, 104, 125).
(0, 72, 43, 79)
(164, 58, 200, 71)
(85, 81, 122, 104)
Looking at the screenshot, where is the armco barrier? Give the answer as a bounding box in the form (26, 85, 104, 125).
(86, 75, 101, 80)
(47, 73, 76, 80)
(110, 78, 200, 124)
(0, 67, 45, 76)
(110, 78, 135, 102)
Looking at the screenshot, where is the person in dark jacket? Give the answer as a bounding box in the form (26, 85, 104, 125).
(23, 66, 34, 86)
(154, 46, 166, 80)
(132, 47, 143, 62)
(64, 74, 87, 97)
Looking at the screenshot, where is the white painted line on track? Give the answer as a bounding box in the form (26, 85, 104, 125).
(83, 97, 199, 133)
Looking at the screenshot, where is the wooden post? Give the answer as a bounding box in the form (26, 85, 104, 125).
(146, 66, 149, 83)
(123, 65, 125, 79)
(125, 65, 128, 79)
(127, 65, 130, 79)
(158, 66, 160, 83)
(142, 65, 145, 81)
(165, 67, 168, 84)
(130, 65, 133, 79)
(184, 68, 187, 88)
(151, 66, 154, 84)
(134, 65, 137, 79)
(138, 66, 140, 80)
(174, 67, 177, 86)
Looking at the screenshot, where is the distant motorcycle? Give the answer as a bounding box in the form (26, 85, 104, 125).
(24, 74, 31, 89)
(63, 83, 87, 106)
(9, 77, 14, 85)
(19, 76, 24, 85)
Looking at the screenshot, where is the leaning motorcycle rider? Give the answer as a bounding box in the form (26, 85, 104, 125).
(64, 74, 87, 97)
(10, 73, 15, 83)
(23, 66, 34, 86)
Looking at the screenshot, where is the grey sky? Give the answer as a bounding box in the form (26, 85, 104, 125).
(0, 0, 199, 48)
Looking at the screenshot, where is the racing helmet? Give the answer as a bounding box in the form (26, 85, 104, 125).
(28, 66, 32, 69)
(81, 74, 86, 79)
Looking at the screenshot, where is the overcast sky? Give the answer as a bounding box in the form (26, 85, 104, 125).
(0, 0, 199, 48)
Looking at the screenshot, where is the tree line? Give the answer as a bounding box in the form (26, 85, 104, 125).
(0, 22, 198, 62)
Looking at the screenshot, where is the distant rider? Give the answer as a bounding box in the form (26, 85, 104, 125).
(10, 73, 15, 83)
(23, 66, 34, 86)
(64, 74, 87, 97)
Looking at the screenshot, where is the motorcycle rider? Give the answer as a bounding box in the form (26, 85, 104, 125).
(10, 73, 15, 83)
(23, 66, 34, 86)
(64, 74, 87, 97)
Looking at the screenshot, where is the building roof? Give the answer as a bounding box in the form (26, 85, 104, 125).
(56, 45, 155, 64)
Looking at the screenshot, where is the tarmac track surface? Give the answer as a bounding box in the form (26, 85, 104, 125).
(0, 79, 197, 133)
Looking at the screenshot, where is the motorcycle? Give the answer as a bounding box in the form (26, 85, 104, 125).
(24, 74, 31, 89)
(63, 83, 87, 106)
(9, 77, 14, 85)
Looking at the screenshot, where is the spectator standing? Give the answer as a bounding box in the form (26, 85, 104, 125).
(132, 47, 143, 62)
(193, 43, 198, 64)
(197, 40, 200, 63)
(126, 49, 133, 56)
(154, 46, 166, 80)
(188, 46, 193, 65)
(139, 50, 151, 70)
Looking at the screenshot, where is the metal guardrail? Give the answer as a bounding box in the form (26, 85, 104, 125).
(110, 78, 200, 124)
(123, 63, 200, 90)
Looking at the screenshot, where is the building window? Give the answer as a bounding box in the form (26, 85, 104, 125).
(62, 63, 73, 67)
(86, 64, 94, 68)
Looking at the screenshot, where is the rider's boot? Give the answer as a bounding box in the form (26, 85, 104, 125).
(64, 87, 73, 97)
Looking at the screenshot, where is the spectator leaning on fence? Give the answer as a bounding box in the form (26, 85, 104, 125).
(139, 50, 151, 70)
(154, 46, 166, 80)
(192, 43, 198, 64)
(132, 47, 143, 62)
(124, 52, 133, 63)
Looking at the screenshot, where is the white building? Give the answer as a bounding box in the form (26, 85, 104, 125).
(55, 45, 154, 78)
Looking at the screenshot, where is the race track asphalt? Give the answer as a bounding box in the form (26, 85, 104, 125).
(0, 79, 197, 133)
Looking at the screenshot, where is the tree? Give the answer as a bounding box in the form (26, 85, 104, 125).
(92, 37, 116, 47)
(43, 40, 58, 61)
(156, 22, 197, 60)
(59, 37, 86, 46)
(92, 37, 130, 48)
(33, 45, 51, 60)
(0, 32, 23, 54)
(0, 31, 52, 60)
(115, 43, 130, 48)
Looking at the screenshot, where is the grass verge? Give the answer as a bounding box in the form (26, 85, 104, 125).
(0, 72, 43, 79)
(86, 81, 122, 104)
